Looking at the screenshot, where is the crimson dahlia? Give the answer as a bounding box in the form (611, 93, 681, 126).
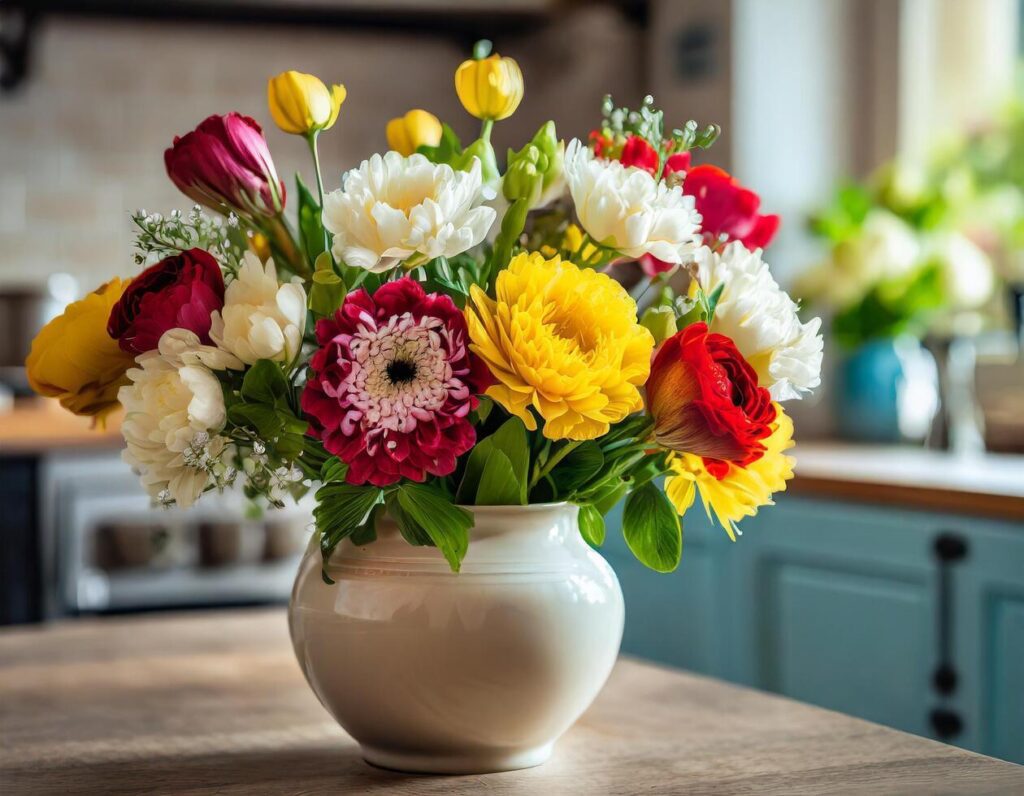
(302, 277, 492, 487)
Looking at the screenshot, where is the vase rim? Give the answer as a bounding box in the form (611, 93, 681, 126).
(454, 501, 574, 512)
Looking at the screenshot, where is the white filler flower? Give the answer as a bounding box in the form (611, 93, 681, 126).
(119, 354, 228, 508)
(696, 242, 823, 401)
(210, 252, 306, 365)
(323, 152, 496, 272)
(563, 138, 702, 263)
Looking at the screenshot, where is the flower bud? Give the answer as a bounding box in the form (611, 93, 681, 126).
(165, 113, 285, 218)
(267, 71, 346, 136)
(386, 109, 442, 156)
(504, 121, 564, 208)
(455, 53, 524, 121)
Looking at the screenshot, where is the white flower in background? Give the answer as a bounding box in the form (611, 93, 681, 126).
(696, 242, 823, 401)
(322, 152, 496, 272)
(158, 328, 243, 371)
(119, 354, 230, 508)
(800, 210, 920, 308)
(563, 138, 702, 263)
(924, 231, 995, 311)
(209, 253, 306, 364)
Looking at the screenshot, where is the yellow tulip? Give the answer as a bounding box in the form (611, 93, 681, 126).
(454, 54, 524, 121)
(386, 109, 443, 156)
(267, 70, 346, 136)
(25, 278, 135, 426)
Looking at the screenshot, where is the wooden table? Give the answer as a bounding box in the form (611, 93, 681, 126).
(2, 609, 1022, 795)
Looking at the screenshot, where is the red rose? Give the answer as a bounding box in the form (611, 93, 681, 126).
(165, 113, 285, 219)
(682, 165, 780, 250)
(301, 277, 492, 487)
(620, 135, 660, 175)
(647, 322, 775, 475)
(108, 248, 225, 354)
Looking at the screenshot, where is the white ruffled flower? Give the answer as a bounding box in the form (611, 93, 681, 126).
(563, 138, 702, 263)
(696, 242, 823, 401)
(323, 152, 496, 273)
(925, 231, 995, 311)
(210, 252, 306, 365)
(119, 354, 229, 508)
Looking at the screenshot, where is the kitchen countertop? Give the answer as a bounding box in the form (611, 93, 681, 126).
(1, 609, 1021, 795)
(791, 442, 1024, 520)
(0, 398, 121, 456)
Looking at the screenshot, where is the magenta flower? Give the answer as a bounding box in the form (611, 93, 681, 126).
(164, 113, 285, 218)
(301, 277, 493, 487)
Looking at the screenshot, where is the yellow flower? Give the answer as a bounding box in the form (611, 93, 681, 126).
(455, 54, 524, 121)
(386, 109, 443, 156)
(267, 71, 346, 136)
(466, 252, 654, 440)
(665, 406, 796, 540)
(25, 278, 135, 426)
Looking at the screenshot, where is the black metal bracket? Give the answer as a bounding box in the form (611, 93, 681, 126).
(0, 5, 36, 93)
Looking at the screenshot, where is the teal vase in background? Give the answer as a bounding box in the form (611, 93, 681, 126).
(835, 336, 939, 443)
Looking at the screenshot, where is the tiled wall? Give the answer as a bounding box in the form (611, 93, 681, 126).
(0, 9, 641, 290)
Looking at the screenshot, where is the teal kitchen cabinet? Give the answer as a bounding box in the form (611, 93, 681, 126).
(604, 493, 1024, 763)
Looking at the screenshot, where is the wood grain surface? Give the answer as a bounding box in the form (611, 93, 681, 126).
(1, 608, 1022, 795)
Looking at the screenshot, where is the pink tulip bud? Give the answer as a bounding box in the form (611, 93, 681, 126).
(164, 113, 285, 219)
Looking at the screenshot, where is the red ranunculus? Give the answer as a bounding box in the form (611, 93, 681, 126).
(165, 113, 285, 219)
(647, 322, 775, 476)
(620, 135, 660, 175)
(681, 164, 780, 250)
(301, 277, 492, 487)
(107, 248, 225, 355)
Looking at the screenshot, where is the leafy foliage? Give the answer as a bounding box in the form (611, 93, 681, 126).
(622, 481, 682, 573)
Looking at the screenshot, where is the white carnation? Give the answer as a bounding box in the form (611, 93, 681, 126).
(323, 152, 496, 273)
(119, 354, 229, 508)
(210, 253, 306, 365)
(696, 242, 823, 401)
(563, 138, 702, 263)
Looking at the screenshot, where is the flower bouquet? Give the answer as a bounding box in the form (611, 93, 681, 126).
(27, 41, 822, 772)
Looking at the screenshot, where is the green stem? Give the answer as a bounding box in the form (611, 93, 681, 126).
(529, 439, 584, 489)
(479, 118, 494, 145)
(307, 132, 330, 256)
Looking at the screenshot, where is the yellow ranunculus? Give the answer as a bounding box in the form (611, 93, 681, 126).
(267, 71, 346, 136)
(25, 278, 135, 426)
(386, 109, 443, 156)
(454, 54, 524, 121)
(465, 252, 654, 440)
(665, 406, 796, 540)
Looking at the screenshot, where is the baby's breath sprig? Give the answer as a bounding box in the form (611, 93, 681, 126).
(131, 205, 247, 278)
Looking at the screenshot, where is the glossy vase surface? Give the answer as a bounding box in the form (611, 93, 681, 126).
(288, 502, 624, 774)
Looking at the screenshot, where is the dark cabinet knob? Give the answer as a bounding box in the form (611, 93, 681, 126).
(930, 708, 963, 739)
(933, 533, 969, 562)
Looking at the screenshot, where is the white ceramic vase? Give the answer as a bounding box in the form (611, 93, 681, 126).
(288, 502, 624, 774)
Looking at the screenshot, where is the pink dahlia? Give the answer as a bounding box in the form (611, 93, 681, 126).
(301, 277, 492, 487)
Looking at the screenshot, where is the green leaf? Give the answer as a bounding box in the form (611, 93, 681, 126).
(550, 441, 604, 496)
(385, 492, 433, 546)
(485, 417, 529, 503)
(622, 482, 682, 573)
(228, 403, 284, 439)
(395, 483, 474, 572)
(350, 504, 383, 546)
(240, 360, 290, 406)
(589, 478, 629, 516)
(297, 173, 327, 263)
(577, 503, 605, 547)
(320, 456, 348, 484)
(703, 282, 726, 324)
(417, 123, 463, 165)
(314, 482, 383, 577)
(475, 449, 520, 505)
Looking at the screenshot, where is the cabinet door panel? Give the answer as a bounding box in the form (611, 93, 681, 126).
(760, 558, 932, 735)
(987, 594, 1024, 762)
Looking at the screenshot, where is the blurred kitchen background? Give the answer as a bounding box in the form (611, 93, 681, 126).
(1, 0, 1022, 765)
